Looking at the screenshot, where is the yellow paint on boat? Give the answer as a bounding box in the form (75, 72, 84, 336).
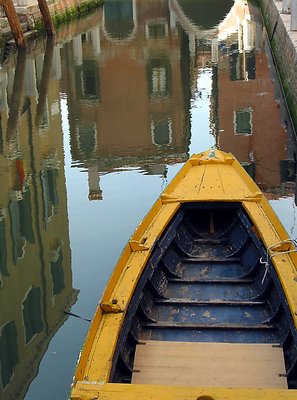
(71, 149, 297, 399)
(71, 382, 297, 400)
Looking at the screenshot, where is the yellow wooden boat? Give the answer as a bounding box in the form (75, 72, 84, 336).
(71, 149, 297, 400)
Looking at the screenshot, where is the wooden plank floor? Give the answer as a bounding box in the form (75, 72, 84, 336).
(132, 341, 287, 388)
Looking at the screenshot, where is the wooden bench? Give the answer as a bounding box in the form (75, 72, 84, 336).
(132, 341, 287, 388)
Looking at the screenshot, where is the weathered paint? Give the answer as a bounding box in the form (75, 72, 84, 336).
(71, 149, 297, 399)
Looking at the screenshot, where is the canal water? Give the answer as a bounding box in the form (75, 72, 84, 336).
(0, 0, 296, 398)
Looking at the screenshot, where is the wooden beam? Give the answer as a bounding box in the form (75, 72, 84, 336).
(37, 0, 55, 36)
(1, 0, 26, 48)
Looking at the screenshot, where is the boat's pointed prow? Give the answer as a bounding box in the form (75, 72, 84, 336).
(190, 148, 234, 165)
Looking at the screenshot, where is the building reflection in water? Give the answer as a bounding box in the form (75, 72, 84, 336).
(61, 0, 196, 201)
(59, 0, 296, 202)
(0, 38, 78, 400)
(214, 0, 296, 198)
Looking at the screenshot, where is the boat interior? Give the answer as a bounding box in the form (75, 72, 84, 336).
(109, 202, 297, 389)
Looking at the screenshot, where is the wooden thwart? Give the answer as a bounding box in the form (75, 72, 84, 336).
(132, 341, 287, 389)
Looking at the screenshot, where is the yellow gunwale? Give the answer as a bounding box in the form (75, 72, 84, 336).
(71, 382, 297, 400)
(71, 149, 297, 400)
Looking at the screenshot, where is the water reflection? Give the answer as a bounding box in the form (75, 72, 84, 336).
(61, 0, 196, 200)
(173, 0, 234, 30)
(57, 0, 296, 202)
(0, 0, 296, 398)
(215, 1, 297, 197)
(0, 38, 77, 399)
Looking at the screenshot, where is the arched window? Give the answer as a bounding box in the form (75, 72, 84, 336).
(104, 0, 134, 40)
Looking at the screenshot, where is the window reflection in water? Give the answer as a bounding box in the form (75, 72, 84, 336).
(75, 60, 100, 101)
(147, 57, 172, 99)
(0, 216, 8, 282)
(104, 0, 134, 39)
(76, 123, 97, 160)
(9, 187, 35, 263)
(50, 244, 65, 297)
(22, 287, 43, 344)
(0, 321, 19, 391)
(234, 109, 253, 135)
(151, 118, 172, 146)
(40, 167, 59, 227)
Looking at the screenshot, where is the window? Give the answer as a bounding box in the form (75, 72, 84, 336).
(229, 45, 256, 81)
(50, 246, 65, 296)
(241, 162, 255, 179)
(0, 217, 8, 281)
(9, 187, 35, 263)
(234, 109, 253, 135)
(76, 123, 97, 160)
(22, 287, 43, 344)
(280, 160, 296, 183)
(146, 21, 168, 39)
(75, 60, 100, 101)
(0, 321, 19, 390)
(147, 57, 171, 99)
(246, 51, 256, 80)
(152, 67, 166, 95)
(104, 0, 134, 39)
(151, 118, 172, 146)
(40, 168, 58, 227)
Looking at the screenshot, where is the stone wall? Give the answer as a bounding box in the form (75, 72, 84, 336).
(259, 0, 297, 132)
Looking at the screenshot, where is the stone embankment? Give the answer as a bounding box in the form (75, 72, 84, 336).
(259, 0, 297, 132)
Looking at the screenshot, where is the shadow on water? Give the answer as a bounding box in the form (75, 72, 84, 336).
(0, 0, 296, 398)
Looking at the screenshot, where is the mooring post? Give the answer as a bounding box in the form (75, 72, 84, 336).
(0, 0, 26, 48)
(37, 0, 55, 36)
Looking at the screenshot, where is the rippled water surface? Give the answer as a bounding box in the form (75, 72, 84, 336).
(0, 0, 296, 399)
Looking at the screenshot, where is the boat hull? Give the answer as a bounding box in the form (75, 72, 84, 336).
(71, 149, 297, 399)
